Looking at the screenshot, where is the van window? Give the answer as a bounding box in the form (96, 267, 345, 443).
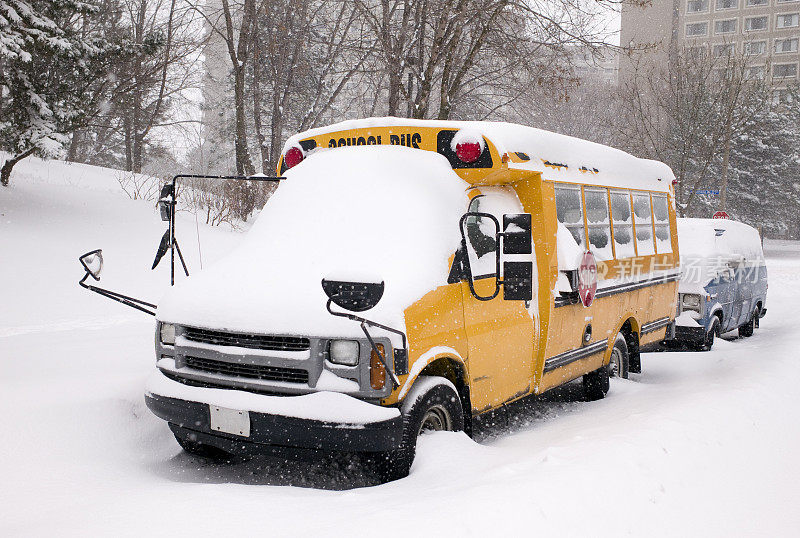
(632, 193, 655, 256)
(555, 185, 586, 250)
(610, 190, 636, 258)
(652, 194, 672, 254)
(584, 188, 613, 261)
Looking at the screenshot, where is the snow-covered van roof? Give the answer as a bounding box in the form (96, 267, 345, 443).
(677, 218, 764, 261)
(281, 117, 675, 192)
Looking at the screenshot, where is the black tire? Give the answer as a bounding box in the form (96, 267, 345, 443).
(608, 333, 630, 379)
(583, 362, 610, 401)
(371, 377, 464, 482)
(173, 430, 231, 461)
(695, 317, 719, 351)
(739, 314, 755, 337)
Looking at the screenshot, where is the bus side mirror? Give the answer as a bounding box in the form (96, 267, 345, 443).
(503, 261, 532, 301)
(502, 214, 532, 254)
(502, 213, 533, 301)
(79, 249, 103, 281)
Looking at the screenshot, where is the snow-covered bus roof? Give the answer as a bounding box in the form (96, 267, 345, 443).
(282, 117, 675, 193)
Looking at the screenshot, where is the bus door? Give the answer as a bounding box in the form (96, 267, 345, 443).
(460, 188, 536, 412)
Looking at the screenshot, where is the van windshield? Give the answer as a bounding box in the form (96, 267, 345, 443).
(157, 146, 470, 337)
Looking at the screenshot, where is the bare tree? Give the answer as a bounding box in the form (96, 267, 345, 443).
(616, 46, 771, 216)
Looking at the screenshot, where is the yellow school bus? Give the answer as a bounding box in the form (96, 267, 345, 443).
(145, 118, 679, 481)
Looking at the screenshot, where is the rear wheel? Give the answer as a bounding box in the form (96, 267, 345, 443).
(739, 314, 755, 337)
(608, 333, 630, 379)
(583, 347, 613, 401)
(371, 376, 464, 482)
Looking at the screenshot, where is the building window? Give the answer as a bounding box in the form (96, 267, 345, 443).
(745, 16, 769, 31)
(686, 22, 709, 36)
(746, 0, 768, 5)
(714, 43, 736, 56)
(775, 38, 800, 53)
(687, 45, 709, 59)
(687, 0, 710, 11)
(777, 0, 799, 3)
(715, 19, 738, 33)
(776, 13, 799, 28)
(774, 63, 798, 78)
(747, 65, 765, 79)
(744, 41, 767, 54)
(717, 0, 739, 7)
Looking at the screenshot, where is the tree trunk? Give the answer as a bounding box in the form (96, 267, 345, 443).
(232, 64, 255, 176)
(252, 18, 268, 173)
(1, 147, 36, 187)
(720, 117, 732, 212)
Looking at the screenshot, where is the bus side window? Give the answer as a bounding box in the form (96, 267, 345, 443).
(584, 188, 613, 261)
(555, 185, 585, 250)
(652, 194, 672, 254)
(632, 192, 655, 256)
(610, 190, 636, 258)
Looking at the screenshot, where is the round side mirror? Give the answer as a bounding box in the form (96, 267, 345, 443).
(79, 249, 103, 281)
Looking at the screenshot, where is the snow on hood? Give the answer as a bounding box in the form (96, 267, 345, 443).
(157, 146, 469, 338)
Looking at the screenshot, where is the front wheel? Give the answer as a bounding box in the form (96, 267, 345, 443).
(694, 317, 719, 351)
(370, 376, 464, 482)
(173, 430, 231, 461)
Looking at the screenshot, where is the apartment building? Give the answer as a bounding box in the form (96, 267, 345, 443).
(621, 0, 800, 98)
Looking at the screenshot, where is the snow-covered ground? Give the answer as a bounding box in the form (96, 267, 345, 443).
(2, 157, 799, 537)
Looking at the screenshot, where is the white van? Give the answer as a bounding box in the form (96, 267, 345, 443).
(675, 218, 767, 350)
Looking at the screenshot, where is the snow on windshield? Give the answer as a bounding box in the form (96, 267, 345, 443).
(157, 145, 469, 338)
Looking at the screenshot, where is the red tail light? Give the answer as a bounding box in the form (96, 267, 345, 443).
(456, 141, 482, 163)
(284, 146, 304, 169)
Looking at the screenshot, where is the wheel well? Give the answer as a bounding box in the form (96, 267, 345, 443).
(418, 358, 472, 436)
(620, 319, 641, 374)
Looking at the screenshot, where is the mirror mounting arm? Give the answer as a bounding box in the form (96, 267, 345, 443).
(78, 272, 156, 316)
(325, 298, 404, 387)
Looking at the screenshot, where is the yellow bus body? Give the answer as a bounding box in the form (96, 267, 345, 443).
(280, 120, 679, 415)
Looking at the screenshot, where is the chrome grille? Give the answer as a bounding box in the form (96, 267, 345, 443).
(182, 327, 310, 351)
(185, 356, 309, 384)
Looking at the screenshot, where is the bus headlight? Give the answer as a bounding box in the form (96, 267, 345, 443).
(159, 323, 176, 346)
(329, 340, 359, 366)
(681, 294, 701, 312)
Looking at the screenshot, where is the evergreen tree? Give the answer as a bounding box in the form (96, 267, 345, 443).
(0, 0, 113, 186)
(728, 86, 800, 238)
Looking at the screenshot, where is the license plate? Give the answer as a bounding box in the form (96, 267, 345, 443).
(209, 405, 250, 437)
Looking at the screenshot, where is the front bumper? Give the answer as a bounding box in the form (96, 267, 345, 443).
(674, 324, 707, 343)
(145, 371, 404, 455)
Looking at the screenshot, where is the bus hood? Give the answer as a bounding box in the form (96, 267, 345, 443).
(156, 146, 469, 339)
